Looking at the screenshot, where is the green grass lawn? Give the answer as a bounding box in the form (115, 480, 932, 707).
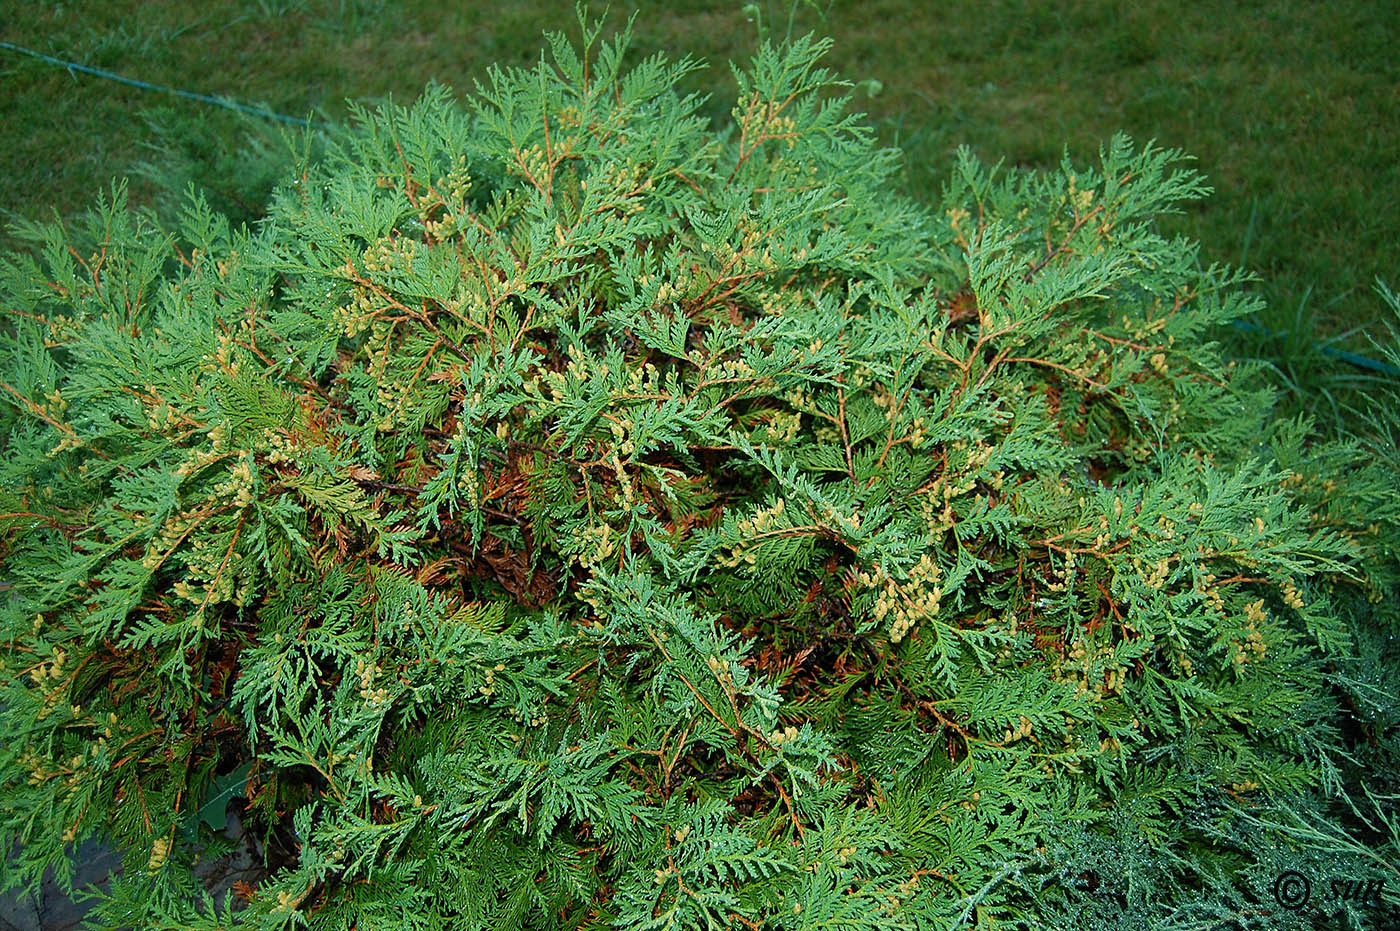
(3, 0, 1396, 419)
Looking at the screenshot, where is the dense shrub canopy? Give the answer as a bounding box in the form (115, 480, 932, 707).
(1, 18, 1396, 930)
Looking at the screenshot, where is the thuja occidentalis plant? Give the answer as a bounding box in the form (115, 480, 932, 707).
(1, 13, 1397, 930)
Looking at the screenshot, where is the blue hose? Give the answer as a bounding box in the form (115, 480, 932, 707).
(0, 40, 327, 128)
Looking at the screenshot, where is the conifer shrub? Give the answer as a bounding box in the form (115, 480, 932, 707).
(1, 17, 1397, 930)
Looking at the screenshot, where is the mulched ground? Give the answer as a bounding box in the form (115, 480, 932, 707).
(0, 812, 264, 930)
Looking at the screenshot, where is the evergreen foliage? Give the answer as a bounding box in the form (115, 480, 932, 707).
(1, 14, 1396, 929)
